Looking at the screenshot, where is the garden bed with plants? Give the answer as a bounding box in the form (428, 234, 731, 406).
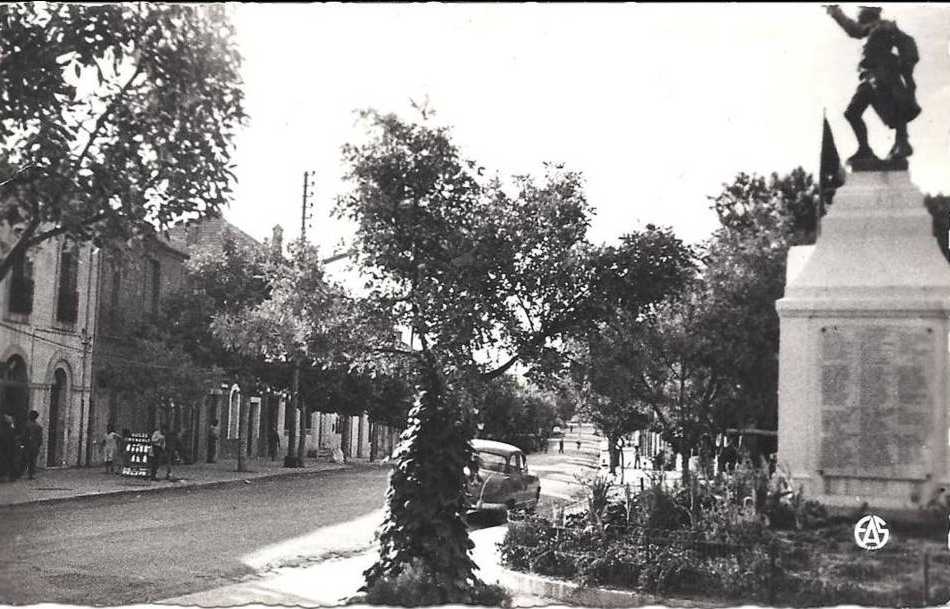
(500, 467, 950, 607)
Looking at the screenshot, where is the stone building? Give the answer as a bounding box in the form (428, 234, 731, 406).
(88, 233, 191, 453)
(0, 236, 101, 468)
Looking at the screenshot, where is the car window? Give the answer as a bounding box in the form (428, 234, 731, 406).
(478, 452, 508, 473)
(511, 453, 524, 472)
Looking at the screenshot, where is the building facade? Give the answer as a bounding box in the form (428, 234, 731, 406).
(88, 234, 191, 462)
(0, 235, 101, 468)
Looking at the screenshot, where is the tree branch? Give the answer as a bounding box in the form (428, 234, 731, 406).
(71, 58, 145, 178)
(25, 211, 110, 247)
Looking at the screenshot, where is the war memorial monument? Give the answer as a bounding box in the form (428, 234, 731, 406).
(777, 6, 948, 519)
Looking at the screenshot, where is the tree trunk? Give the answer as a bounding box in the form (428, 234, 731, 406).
(340, 415, 350, 461)
(369, 421, 378, 462)
(679, 444, 690, 488)
(297, 395, 307, 465)
(285, 361, 299, 467)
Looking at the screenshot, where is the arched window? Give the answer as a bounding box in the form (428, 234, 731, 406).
(56, 241, 80, 323)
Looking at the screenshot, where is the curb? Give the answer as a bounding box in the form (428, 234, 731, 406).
(0, 461, 384, 509)
(496, 567, 732, 608)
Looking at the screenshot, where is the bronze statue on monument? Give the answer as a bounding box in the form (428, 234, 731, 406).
(825, 5, 921, 169)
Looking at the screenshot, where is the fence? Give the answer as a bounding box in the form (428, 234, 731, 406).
(501, 521, 950, 607)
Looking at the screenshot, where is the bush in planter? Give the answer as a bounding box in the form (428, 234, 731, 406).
(358, 558, 512, 607)
(631, 484, 692, 531)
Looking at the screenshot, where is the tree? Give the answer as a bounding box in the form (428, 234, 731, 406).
(339, 110, 691, 599)
(97, 317, 220, 437)
(211, 241, 387, 464)
(701, 169, 819, 435)
(473, 375, 557, 452)
(0, 3, 245, 281)
(161, 234, 271, 373)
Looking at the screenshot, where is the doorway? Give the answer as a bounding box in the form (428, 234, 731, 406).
(1, 355, 30, 427)
(48, 368, 68, 466)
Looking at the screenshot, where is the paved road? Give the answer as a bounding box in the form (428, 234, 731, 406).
(0, 465, 391, 605)
(0, 442, 597, 606)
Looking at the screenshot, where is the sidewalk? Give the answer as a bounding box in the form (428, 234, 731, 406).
(0, 456, 357, 507)
(159, 524, 542, 607)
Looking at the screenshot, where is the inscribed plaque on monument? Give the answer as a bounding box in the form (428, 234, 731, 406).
(819, 325, 933, 479)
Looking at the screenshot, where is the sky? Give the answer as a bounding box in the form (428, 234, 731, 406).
(225, 3, 950, 280)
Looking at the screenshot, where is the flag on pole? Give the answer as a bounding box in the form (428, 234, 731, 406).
(816, 114, 846, 239)
(820, 116, 846, 192)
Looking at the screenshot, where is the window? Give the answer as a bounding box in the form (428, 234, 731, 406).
(55, 244, 80, 323)
(477, 452, 508, 473)
(7, 251, 33, 315)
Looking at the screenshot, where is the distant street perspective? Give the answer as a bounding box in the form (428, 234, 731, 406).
(3, 3, 950, 608)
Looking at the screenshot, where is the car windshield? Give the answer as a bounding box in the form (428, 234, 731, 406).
(477, 452, 508, 473)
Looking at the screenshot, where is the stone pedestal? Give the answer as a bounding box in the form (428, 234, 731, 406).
(776, 169, 950, 518)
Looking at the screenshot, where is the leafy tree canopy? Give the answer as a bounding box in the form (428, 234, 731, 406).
(0, 3, 245, 280)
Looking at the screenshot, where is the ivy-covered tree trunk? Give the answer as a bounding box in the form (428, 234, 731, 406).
(363, 357, 480, 601)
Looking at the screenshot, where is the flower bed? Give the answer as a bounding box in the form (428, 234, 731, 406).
(500, 470, 950, 607)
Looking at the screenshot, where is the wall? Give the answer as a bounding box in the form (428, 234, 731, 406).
(89, 234, 189, 459)
(0, 235, 101, 468)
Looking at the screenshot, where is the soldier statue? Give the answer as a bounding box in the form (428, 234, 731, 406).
(826, 5, 921, 164)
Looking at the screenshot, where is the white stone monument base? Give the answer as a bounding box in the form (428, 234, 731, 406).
(776, 170, 950, 521)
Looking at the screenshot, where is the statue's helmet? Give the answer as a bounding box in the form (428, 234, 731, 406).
(857, 6, 883, 24)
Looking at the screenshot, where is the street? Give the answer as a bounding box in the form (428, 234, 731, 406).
(0, 444, 595, 606)
(0, 465, 390, 605)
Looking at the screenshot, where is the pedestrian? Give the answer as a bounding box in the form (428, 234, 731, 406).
(0, 414, 15, 481)
(150, 425, 171, 481)
(719, 439, 738, 474)
(576, 440, 581, 452)
(102, 424, 120, 474)
(569, 424, 573, 433)
(269, 427, 280, 460)
(166, 428, 179, 465)
(207, 419, 219, 463)
(633, 444, 641, 469)
(558, 438, 564, 454)
(23, 410, 42, 480)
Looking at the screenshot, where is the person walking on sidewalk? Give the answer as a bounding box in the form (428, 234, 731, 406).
(102, 424, 120, 474)
(207, 419, 219, 463)
(150, 425, 171, 481)
(558, 438, 564, 454)
(23, 410, 42, 480)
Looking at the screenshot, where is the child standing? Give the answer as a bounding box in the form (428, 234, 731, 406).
(102, 425, 120, 474)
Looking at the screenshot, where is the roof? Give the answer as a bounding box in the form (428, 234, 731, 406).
(472, 439, 522, 456)
(167, 214, 262, 255)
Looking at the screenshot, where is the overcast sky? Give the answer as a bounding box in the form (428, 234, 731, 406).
(225, 3, 950, 269)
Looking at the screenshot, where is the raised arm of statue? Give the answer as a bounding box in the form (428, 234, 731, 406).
(826, 5, 869, 39)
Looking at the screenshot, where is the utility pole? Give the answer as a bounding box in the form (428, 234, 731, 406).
(286, 170, 316, 468)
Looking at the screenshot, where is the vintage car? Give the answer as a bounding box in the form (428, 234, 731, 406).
(465, 439, 541, 514)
